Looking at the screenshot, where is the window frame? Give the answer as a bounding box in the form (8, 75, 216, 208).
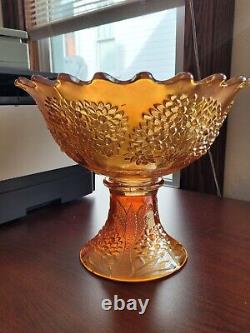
(36, 0, 185, 71)
(26, 0, 184, 40)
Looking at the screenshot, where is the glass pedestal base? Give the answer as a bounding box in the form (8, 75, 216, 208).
(80, 178, 188, 282)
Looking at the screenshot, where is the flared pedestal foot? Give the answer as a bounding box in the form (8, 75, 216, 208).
(80, 236, 187, 282)
(80, 178, 188, 282)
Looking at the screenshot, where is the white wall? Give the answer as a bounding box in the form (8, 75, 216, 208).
(0, 106, 75, 181)
(224, 0, 250, 201)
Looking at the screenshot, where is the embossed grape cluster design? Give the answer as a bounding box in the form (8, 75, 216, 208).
(44, 96, 128, 161)
(44, 93, 229, 168)
(86, 224, 125, 257)
(125, 94, 227, 166)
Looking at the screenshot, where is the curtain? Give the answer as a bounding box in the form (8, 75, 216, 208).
(180, 0, 235, 195)
(1, 0, 25, 30)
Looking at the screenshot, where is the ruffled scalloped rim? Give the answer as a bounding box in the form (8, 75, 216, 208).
(15, 71, 250, 90)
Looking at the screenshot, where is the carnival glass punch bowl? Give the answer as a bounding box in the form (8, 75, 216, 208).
(15, 72, 248, 282)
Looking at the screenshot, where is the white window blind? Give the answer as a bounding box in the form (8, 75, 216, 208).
(25, 0, 132, 28)
(24, 0, 183, 40)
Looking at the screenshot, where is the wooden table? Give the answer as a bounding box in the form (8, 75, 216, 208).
(0, 177, 250, 333)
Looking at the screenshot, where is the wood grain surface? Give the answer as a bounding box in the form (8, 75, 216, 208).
(0, 177, 249, 333)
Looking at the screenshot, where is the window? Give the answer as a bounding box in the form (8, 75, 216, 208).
(50, 8, 178, 81)
(24, 0, 185, 187)
(163, 173, 180, 188)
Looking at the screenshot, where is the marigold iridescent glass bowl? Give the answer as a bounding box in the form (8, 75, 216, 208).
(15, 72, 248, 282)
